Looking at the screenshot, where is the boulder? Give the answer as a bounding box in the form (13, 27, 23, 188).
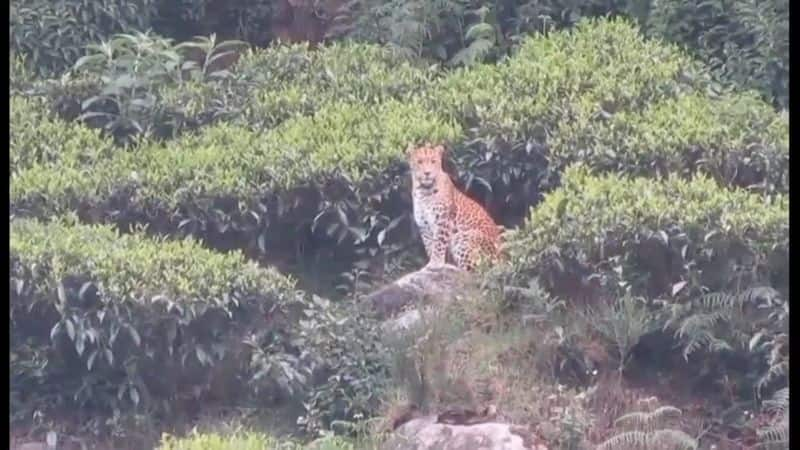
(363, 263, 474, 332)
(382, 415, 548, 450)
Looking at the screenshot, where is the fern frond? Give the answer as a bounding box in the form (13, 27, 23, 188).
(757, 417, 789, 446)
(448, 39, 495, 67)
(696, 287, 779, 311)
(696, 291, 739, 310)
(763, 387, 789, 415)
(615, 406, 682, 432)
(676, 311, 730, 338)
(757, 360, 788, 395)
(680, 329, 714, 360)
(647, 429, 698, 450)
(464, 22, 495, 41)
(598, 430, 648, 450)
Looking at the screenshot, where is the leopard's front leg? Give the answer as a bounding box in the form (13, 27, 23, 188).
(420, 221, 449, 266)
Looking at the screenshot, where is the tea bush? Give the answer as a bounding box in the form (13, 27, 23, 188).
(159, 42, 440, 132)
(10, 95, 459, 294)
(11, 217, 391, 435)
(501, 164, 788, 300)
(157, 430, 360, 450)
(551, 92, 789, 194)
(492, 167, 788, 430)
(427, 18, 785, 228)
(10, 0, 157, 77)
(339, 0, 787, 107)
(431, 18, 703, 138)
(12, 19, 786, 295)
(10, 218, 298, 421)
(11, 99, 460, 216)
(19, 20, 786, 218)
(157, 431, 280, 450)
(49, 38, 439, 143)
(10, 95, 116, 175)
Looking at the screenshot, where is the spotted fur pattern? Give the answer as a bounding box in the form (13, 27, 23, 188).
(408, 143, 502, 271)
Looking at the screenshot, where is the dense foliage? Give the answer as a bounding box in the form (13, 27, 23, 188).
(12, 0, 787, 105)
(157, 430, 364, 450)
(494, 166, 787, 443)
(11, 219, 290, 419)
(10, 0, 158, 77)
(10, 219, 389, 436)
(11, 20, 786, 295)
(503, 164, 788, 298)
(9, 6, 788, 448)
(646, 0, 789, 108)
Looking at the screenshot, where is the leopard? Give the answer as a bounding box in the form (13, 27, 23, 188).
(407, 143, 503, 271)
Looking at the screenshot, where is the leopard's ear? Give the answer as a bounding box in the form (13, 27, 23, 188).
(434, 144, 447, 158)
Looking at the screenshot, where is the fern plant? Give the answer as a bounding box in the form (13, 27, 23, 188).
(665, 287, 784, 361)
(753, 291, 788, 396)
(581, 294, 658, 374)
(757, 387, 788, 449)
(599, 399, 698, 450)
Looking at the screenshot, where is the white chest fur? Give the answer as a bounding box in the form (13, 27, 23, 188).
(412, 191, 440, 235)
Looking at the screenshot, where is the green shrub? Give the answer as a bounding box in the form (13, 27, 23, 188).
(10, 223, 390, 436)
(431, 18, 702, 139)
(13, 19, 786, 296)
(10, 95, 116, 175)
(157, 430, 360, 450)
(331, 0, 643, 68)
(11, 99, 460, 215)
(424, 18, 712, 225)
(157, 42, 439, 132)
(64, 31, 248, 145)
(646, 0, 789, 109)
(10, 52, 36, 94)
(502, 164, 788, 298)
(158, 431, 276, 450)
(551, 91, 789, 193)
(296, 301, 390, 435)
(426, 18, 785, 231)
(339, 0, 787, 107)
(10, 218, 298, 422)
(10, 0, 157, 77)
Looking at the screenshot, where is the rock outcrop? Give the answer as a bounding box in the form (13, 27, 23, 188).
(363, 263, 474, 333)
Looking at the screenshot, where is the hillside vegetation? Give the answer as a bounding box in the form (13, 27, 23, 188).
(10, 9, 788, 450)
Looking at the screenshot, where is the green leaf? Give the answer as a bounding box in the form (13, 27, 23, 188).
(748, 331, 764, 352)
(465, 23, 495, 42)
(78, 281, 93, 301)
(129, 386, 140, 406)
(65, 319, 75, 341)
(87, 349, 99, 371)
(125, 324, 141, 347)
(57, 282, 67, 305)
(50, 322, 62, 343)
(671, 281, 688, 297)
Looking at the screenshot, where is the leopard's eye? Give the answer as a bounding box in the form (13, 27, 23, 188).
(417, 159, 423, 165)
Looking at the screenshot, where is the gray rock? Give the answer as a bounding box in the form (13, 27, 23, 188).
(363, 263, 474, 333)
(382, 415, 548, 450)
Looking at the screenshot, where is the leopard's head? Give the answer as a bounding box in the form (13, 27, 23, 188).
(407, 143, 446, 190)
